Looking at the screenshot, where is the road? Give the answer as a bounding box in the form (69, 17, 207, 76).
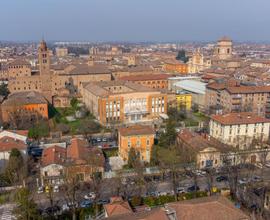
(32, 166, 270, 210)
(0, 203, 16, 220)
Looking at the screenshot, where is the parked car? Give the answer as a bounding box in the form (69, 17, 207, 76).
(97, 199, 110, 205)
(176, 187, 186, 194)
(29, 147, 43, 157)
(37, 186, 44, 194)
(157, 191, 167, 196)
(238, 178, 248, 185)
(84, 192, 96, 200)
(216, 176, 228, 182)
(53, 185, 59, 193)
(187, 185, 200, 192)
(45, 206, 61, 216)
(251, 176, 262, 182)
(80, 199, 93, 208)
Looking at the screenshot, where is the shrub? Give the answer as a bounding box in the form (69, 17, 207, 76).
(130, 196, 142, 207)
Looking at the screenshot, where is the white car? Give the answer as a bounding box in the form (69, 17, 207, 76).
(176, 187, 185, 194)
(84, 192, 96, 200)
(37, 186, 44, 194)
(53, 185, 59, 193)
(238, 178, 248, 185)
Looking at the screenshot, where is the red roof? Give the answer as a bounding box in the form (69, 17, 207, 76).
(0, 136, 27, 152)
(119, 74, 170, 81)
(211, 112, 270, 125)
(226, 85, 270, 94)
(41, 145, 66, 167)
(67, 138, 105, 166)
(104, 197, 133, 217)
(118, 125, 155, 136)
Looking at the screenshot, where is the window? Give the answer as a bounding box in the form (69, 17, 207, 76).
(128, 138, 131, 148)
(136, 138, 141, 147)
(146, 138, 150, 146)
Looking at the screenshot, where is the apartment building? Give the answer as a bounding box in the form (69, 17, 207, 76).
(82, 81, 167, 126)
(206, 81, 270, 117)
(210, 112, 270, 148)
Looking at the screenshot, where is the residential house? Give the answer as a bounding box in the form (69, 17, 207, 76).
(118, 125, 155, 163)
(0, 130, 28, 169)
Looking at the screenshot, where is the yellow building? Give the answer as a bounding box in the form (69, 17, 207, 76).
(118, 125, 155, 163)
(175, 92, 192, 111)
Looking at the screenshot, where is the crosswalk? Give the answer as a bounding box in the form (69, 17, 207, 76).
(0, 204, 16, 220)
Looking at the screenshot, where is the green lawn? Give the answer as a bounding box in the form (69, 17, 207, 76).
(52, 107, 100, 135)
(193, 112, 209, 121)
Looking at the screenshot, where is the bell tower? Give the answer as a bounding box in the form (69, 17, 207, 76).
(214, 37, 233, 60)
(38, 39, 52, 103)
(38, 40, 50, 75)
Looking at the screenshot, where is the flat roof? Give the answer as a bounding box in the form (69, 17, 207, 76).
(173, 80, 206, 95)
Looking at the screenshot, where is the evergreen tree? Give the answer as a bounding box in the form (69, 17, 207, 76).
(5, 148, 25, 184)
(176, 49, 189, 63)
(0, 83, 10, 97)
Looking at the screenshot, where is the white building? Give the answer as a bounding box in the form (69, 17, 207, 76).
(210, 112, 270, 149)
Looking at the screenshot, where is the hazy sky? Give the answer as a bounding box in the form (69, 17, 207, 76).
(1, 0, 270, 42)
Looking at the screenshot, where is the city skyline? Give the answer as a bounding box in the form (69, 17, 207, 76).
(1, 0, 270, 42)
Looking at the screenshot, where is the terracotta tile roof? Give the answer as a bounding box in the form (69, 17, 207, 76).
(104, 197, 133, 217)
(226, 85, 270, 94)
(41, 145, 66, 167)
(119, 125, 155, 136)
(65, 64, 110, 75)
(8, 59, 30, 67)
(2, 91, 47, 106)
(104, 207, 168, 220)
(211, 112, 270, 125)
(168, 195, 250, 220)
(0, 136, 27, 152)
(83, 81, 155, 97)
(67, 138, 105, 167)
(119, 74, 170, 81)
(206, 79, 239, 91)
(177, 129, 232, 153)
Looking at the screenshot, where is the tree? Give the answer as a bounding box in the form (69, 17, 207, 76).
(28, 120, 50, 140)
(127, 147, 141, 169)
(70, 97, 79, 110)
(13, 188, 39, 220)
(157, 145, 184, 200)
(5, 148, 26, 185)
(56, 123, 70, 134)
(61, 175, 81, 220)
(0, 83, 10, 97)
(158, 119, 177, 147)
(176, 49, 189, 63)
(221, 153, 240, 199)
(78, 120, 101, 139)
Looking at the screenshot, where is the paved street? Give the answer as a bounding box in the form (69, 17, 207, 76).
(0, 204, 16, 220)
